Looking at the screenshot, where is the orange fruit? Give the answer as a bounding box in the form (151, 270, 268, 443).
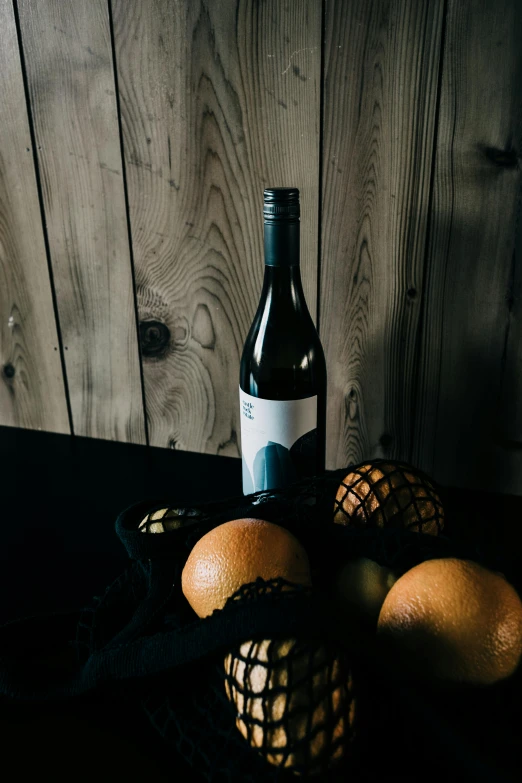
(224, 638, 356, 774)
(377, 558, 522, 684)
(181, 518, 311, 618)
(334, 557, 398, 623)
(333, 461, 444, 535)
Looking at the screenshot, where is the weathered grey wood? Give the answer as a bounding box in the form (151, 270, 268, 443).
(17, 0, 146, 443)
(413, 0, 522, 494)
(112, 0, 321, 454)
(500, 223, 522, 442)
(0, 0, 69, 433)
(320, 0, 445, 470)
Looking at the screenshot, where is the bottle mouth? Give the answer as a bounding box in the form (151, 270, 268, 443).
(263, 187, 300, 222)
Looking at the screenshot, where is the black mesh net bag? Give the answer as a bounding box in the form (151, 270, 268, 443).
(138, 580, 359, 782)
(0, 459, 513, 781)
(87, 459, 492, 781)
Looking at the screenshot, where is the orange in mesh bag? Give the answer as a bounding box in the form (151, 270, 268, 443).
(181, 517, 359, 776)
(224, 636, 357, 776)
(333, 460, 444, 535)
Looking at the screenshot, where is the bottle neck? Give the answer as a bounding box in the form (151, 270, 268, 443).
(258, 262, 307, 321)
(261, 263, 304, 293)
(263, 220, 300, 267)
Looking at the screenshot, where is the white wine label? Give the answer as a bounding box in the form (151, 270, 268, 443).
(239, 387, 317, 494)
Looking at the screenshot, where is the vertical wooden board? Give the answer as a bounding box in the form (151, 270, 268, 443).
(493, 218, 522, 495)
(17, 0, 146, 443)
(0, 0, 69, 433)
(500, 221, 521, 442)
(320, 0, 445, 469)
(413, 0, 522, 494)
(112, 0, 321, 455)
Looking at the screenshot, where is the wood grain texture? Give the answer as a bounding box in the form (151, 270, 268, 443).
(17, 0, 146, 443)
(320, 0, 445, 470)
(0, 0, 69, 433)
(413, 0, 522, 494)
(112, 0, 321, 455)
(500, 218, 522, 441)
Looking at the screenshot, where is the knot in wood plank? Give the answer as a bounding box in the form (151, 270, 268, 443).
(483, 147, 520, 169)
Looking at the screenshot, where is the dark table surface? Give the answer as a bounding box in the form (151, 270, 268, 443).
(1, 424, 521, 781)
(0, 425, 242, 781)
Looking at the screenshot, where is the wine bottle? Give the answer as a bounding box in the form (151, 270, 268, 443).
(239, 187, 327, 495)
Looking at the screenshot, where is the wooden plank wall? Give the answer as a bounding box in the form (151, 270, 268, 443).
(0, 0, 69, 432)
(320, 0, 445, 468)
(413, 0, 522, 495)
(111, 0, 320, 455)
(17, 0, 146, 443)
(0, 0, 520, 495)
